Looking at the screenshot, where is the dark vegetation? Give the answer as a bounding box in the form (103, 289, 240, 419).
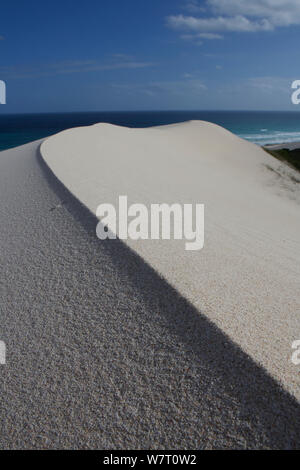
(263, 147, 300, 172)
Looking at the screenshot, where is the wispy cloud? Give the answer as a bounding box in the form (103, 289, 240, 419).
(196, 32, 223, 39)
(184, 0, 206, 14)
(168, 13, 272, 34)
(0, 56, 155, 79)
(209, 0, 300, 27)
(168, 0, 300, 42)
(111, 53, 134, 61)
(180, 31, 223, 45)
(216, 76, 293, 101)
(247, 76, 292, 95)
(112, 77, 207, 97)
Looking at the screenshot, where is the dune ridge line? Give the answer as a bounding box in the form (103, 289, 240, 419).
(41, 121, 300, 401)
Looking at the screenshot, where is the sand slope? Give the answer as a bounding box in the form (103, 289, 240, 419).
(0, 136, 300, 449)
(41, 121, 300, 401)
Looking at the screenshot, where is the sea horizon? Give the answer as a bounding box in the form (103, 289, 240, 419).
(1, 110, 300, 151)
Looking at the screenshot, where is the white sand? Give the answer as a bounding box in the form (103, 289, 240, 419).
(41, 120, 300, 401)
(0, 133, 300, 449)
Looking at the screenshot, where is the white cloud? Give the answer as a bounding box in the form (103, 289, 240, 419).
(181, 32, 223, 40)
(208, 0, 300, 27)
(167, 0, 300, 40)
(167, 14, 273, 33)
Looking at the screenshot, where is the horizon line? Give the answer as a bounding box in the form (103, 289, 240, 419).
(1, 109, 300, 116)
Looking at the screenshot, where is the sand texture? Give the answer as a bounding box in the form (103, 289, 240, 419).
(42, 121, 300, 401)
(0, 122, 299, 449)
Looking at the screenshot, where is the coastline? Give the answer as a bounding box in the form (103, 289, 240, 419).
(2, 110, 300, 152)
(264, 141, 300, 150)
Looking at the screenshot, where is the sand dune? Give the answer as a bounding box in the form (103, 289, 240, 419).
(0, 123, 299, 449)
(41, 121, 300, 401)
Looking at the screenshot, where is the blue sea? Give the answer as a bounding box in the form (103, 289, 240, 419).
(1, 111, 300, 151)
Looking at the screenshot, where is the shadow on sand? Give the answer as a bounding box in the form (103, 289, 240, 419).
(37, 147, 300, 449)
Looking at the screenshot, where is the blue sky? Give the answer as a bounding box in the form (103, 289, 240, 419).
(0, 0, 299, 113)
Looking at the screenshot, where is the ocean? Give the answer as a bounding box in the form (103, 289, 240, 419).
(1, 110, 300, 151)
